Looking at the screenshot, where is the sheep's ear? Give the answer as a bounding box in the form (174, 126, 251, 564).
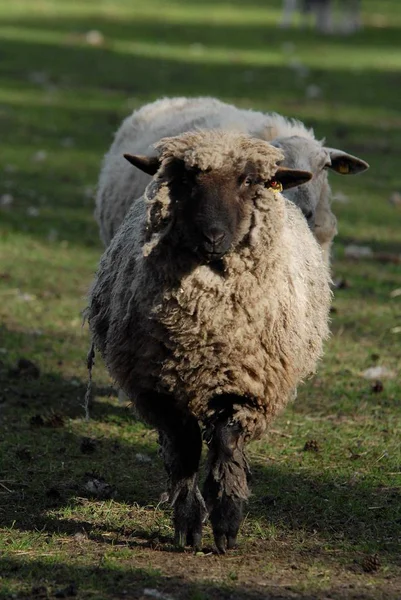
(123, 154, 160, 175)
(325, 148, 369, 175)
(273, 167, 313, 190)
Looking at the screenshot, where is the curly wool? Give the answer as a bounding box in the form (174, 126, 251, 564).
(156, 129, 284, 178)
(88, 130, 332, 442)
(94, 97, 337, 264)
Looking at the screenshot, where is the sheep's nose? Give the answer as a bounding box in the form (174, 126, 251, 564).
(202, 228, 226, 246)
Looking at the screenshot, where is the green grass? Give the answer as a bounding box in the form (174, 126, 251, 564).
(0, 0, 400, 598)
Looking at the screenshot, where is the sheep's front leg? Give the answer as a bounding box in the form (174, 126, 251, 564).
(159, 418, 206, 550)
(136, 392, 206, 550)
(203, 416, 250, 553)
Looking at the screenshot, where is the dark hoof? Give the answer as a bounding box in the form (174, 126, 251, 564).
(208, 494, 244, 554)
(174, 529, 202, 552)
(186, 531, 202, 552)
(214, 533, 226, 554)
(172, 483, 206, 551)
(174, 528, 202, 551)
(174, 530, 186, 549)
(213, 532, 238, 554)
(174, 520, 203, 552)
(227, 535, 238, 550)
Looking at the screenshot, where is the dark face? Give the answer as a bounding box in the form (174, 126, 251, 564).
(167, 160, 263, 262)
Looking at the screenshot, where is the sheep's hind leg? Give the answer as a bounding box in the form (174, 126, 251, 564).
(136, 392, 206, 550)
(203, 415, 250, 554)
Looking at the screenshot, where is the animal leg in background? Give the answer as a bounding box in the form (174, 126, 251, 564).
(339, 0, 362, 33)
(313, 0, 333, 33)
(280, 0, 298, 27)
(136, 392, 206, 550)
(203, 401, 251, 554)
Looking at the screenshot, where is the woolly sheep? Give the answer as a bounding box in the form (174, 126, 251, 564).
(95, 96, 369, 265)
(88, 129, 332, 553)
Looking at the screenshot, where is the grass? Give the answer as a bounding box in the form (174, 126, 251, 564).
(0, 0, 400, 598)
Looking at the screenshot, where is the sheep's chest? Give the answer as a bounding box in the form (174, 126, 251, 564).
(150, 262, 277, 410)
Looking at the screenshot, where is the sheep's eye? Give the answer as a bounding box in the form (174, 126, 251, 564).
(243, 176, 253, 187)
(323, 162, 331, 170)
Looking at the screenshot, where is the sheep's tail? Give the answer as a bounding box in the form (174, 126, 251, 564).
(84, 340, 96, 421)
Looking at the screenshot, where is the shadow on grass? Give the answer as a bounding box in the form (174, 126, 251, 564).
(0, 555, 333, 600)
(1, 334, 400, 567)
(1, 12, 399, 253)
(0, 3, 400, 595)
(3, 10, 401, 51)
(1, 16, 400, 110)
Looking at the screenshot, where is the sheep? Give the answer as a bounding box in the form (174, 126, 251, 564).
(280, 0, 362, 34)
(88, 129, 332, 553)
(95, 96, 369, 266)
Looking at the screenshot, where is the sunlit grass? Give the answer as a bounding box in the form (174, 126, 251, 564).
(0, 0, 400, 597)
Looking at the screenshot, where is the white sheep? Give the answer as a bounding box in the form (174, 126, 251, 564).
(88, 130, 332, 553)
(95, 96, 369, 265)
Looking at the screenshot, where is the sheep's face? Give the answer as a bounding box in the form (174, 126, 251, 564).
(271, 136, 369, 230)
(273, 138, 330, 230)
(168, 159, 268, 262)
(125, 152, 313, 263)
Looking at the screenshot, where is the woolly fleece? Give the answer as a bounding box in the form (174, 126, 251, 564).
(88, 130, 332, 442)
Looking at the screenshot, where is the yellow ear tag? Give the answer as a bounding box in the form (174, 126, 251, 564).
(338, 163, 350, 174)
(270, 180, 283, 193)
